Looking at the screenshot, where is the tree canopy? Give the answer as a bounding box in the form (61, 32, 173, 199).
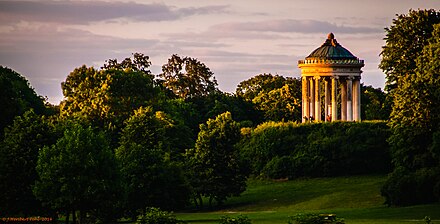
(361, 84, 391, 120)
(382, 22, 440, 206)
(0, 111, 56, 216)
(60, 54, 160, 130)
(0, 66, 46, 136)
(116, 107, 190, 217)
(185, 112, 247, 207)
(159, 54, 218, 99)
(379, 9, 440, 93)
(236, 73, 290, 101)
(33, 123, 121, 223)
(236, 74, 301, 122)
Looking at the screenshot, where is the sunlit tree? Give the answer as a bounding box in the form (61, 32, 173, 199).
(159, 54, 218, 99)
(60, 53, 160, 130)
(379, 9, 440, 94)
(382, 23, 440, 206)
(186, 112, 247, 207)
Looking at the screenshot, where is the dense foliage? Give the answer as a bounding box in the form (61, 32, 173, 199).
(60, 54, 161, 131)
(382, 22, 440, 206)
(379, 9, 440, 94)
(0, 111, 56, 216)
(33, 123, 122, 223)
(239, 121, 390, 179)
(116, 107, 190, 218)
(236, 74, 302, 122)
(159, 54, 218, 99)
(0, 66, 47, 136)
(186, 112, 247, 207)
(361, 84, 391, 120)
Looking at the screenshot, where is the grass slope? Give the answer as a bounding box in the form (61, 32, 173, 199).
(176, 175, 440, 224)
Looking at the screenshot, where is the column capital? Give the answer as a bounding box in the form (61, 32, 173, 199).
(346, 76, 354, 80)
(331, 75, 339, 80)
(313, 76, 321, 80)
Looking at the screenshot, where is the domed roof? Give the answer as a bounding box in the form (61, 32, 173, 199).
(306, 33, 357, 60)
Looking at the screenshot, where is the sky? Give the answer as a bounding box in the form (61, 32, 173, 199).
(0, 0, 439, 104)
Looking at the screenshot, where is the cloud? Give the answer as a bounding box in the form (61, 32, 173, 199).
(0, 25, 162, 103)
(0, 1, 230, 25)
(162, 18, 381, 46)
(210, 19, 382, 34)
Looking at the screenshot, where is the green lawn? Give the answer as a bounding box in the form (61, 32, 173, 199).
(176, 175, 440, 224)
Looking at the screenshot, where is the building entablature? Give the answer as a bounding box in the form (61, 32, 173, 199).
(298, 59, 364, 66)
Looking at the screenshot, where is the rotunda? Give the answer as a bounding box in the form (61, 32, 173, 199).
(298, 33, 364, 122)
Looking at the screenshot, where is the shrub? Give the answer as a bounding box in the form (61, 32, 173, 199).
(137, 207, 183, 224)
(287, 213, 344, 224)
(381, 167, 440, 206)
(219, 215, 251, 224)
(239, 121, 390, 179)
(262, 156, 294, 179)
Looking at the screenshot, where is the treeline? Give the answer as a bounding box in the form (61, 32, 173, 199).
(0, 52, 389, 222)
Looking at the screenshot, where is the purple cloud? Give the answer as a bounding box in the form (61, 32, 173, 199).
(0, 1, 229, 25)
(211, 19, 381, 34)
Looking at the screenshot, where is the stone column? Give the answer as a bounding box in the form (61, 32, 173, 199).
(305, 77, 310, 121)
(324, 78, 331, 122)
(341, 79, 347, 121)
(347, 76, 353, 121)
(353, 77, 361, 121)
(309, 77, 314, 119)
(302, 76, 307, 123)
(314, 76, 321, 121)
(331, 76, 338, 121)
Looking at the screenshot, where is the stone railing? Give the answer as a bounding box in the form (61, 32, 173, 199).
(298, 59, 364, 65)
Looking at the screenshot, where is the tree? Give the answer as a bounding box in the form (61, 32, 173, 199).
(116, 107, 190, 218)
(361, 84, 391, 120)
(185, 112, 247, 207)
(159, 54, 218, 98)
(102, 52, 152, 73)
(33, 123, 122, 223)
(236, 74, 302, 122)
(253, 84, 301, 122)
(60, 53, 161, 131)
(382, 24, 440, 206)
(236, 73, 289, 101)
(187, 92, 262, 130)
(0, 66, 46, 136)
(379, 9, 440, 94)
(0, 110, 56, 216)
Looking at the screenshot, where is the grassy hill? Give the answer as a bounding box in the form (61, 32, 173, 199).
(176, 175, 440, 224)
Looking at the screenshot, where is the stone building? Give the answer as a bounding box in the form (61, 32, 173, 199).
(298, 33, 364, 122)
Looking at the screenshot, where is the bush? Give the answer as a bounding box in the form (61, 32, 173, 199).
(239, 121, 390, 179)
(137, 207, 183, 224)
(287, 213, 344, 224)
(262, 156, 294, 179)
(219, 215, 251, 224)
(381, 167, 440, 206)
